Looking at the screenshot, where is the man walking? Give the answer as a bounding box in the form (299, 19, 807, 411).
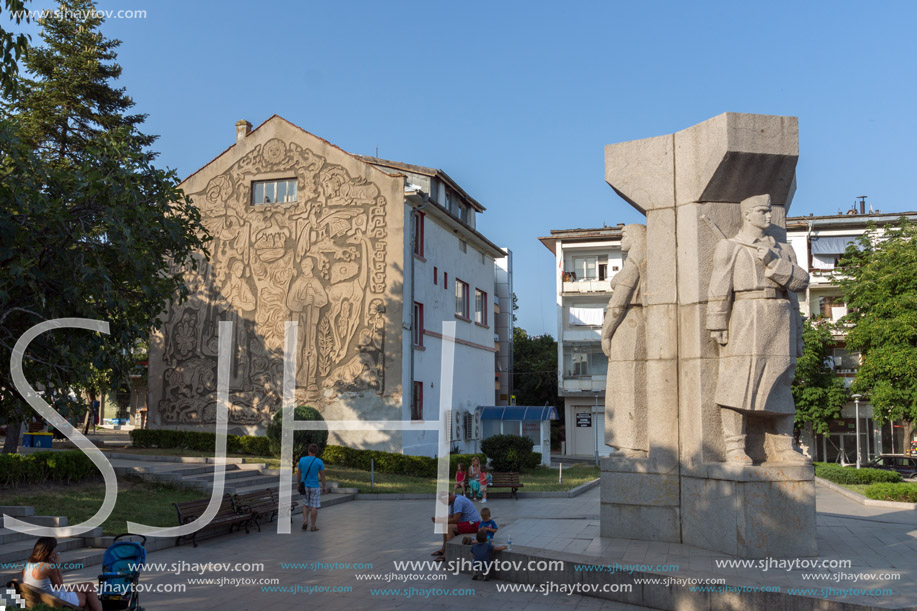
(296, 444, 327, 531)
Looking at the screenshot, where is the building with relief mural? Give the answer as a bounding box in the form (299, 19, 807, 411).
(148, 116, 509, 456)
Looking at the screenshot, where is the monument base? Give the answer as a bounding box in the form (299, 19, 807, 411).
(680, 463, 817, 558)
(600, 455, 681, 543)
(601, 457, 817, 558)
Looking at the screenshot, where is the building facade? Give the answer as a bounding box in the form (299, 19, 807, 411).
(539, 226, 626, 458)
(148, 117, 506, 456)
(786, 207, 917, 463)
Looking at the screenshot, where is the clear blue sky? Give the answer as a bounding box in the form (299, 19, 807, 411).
(11, 0, 917, 335)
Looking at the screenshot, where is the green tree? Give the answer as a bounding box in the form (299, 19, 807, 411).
(0, 0, 28, 97)
(792, 318, 847, 436)
(512, 327, 561, 408)
(0, 1, 210, 453)
(10, 0, 153, 161)
(837, 218, 917, 446)
(266, 406, 328, 460)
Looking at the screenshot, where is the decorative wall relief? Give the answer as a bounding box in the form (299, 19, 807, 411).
(158, 139, 390, 425)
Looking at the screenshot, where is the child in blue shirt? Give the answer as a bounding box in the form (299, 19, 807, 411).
(471, 529, 506, 580)
(478, 507, 498, 541)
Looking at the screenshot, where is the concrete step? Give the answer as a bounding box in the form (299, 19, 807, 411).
(0, 506, 34, 517)
(0, 527, 35, 546)
(183, 466, 270, 482)
(0, 530, 100, 565)
(14, 515, 69, 527)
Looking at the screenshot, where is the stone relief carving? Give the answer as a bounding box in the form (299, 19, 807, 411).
(601, 224, 648, 456)
(706, 194, 809, 464)
(158, 139, 389, 425)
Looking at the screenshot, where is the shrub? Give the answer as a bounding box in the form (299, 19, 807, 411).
(129, 429, 271, 456)
(265, 405, 328, 459)
(864, 482, 917, 503)
(321, 445, 485, 479)
(814, 463, 902, 485)
(0, 451, 97, 487)
(481, 434, 535, 472)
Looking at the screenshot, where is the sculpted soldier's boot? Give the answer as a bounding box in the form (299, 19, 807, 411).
(767, 417, 808, 464)
(722, 408, 752, 464)
(725, 435, 753, 465)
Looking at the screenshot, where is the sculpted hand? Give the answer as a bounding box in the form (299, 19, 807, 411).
(711, 330, 728, 346)
(756, 247, 777, 266)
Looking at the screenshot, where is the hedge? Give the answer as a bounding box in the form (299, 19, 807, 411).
(129, 429, 271, 457)
(1, 451, 98, 488)
(814, 462, 902, 485)
(864, 482, 917, 503)
(321, 445, 486, 479)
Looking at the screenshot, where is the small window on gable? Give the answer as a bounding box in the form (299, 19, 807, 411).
(459, 240, 467, 253)
(252, 179, 297, 204)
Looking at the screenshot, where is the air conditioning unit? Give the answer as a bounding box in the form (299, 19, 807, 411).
(464, 412, 474, 441)
(452, 411, 463, 442)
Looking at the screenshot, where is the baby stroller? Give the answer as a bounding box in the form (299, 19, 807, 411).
(98, 534, 146, 610)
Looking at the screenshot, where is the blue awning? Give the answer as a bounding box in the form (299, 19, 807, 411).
(811, 236, 861, 255)
(477, 406, 558, 421)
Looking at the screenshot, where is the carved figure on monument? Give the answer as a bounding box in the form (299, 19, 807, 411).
(706, 194, 809, 465)
(601, 224, 647, 456)
(287, 257, 329, 396)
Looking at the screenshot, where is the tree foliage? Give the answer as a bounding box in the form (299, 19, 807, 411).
(0, 0, 28, 97)
(836, 218, 917, 428)
(512, 327, 561, 408)
(792, 318, 847, 435)
(0, 0, 210, 452)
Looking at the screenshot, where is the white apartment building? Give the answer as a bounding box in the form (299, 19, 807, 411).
(357, 157, 507, 457)
(539, 226, 626, 458)
(786, 206, 917, 463)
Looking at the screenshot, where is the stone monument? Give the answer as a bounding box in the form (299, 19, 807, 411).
(600, 112, 817, 558)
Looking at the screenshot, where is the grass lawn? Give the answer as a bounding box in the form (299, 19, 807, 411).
(0, 477, 202, 536)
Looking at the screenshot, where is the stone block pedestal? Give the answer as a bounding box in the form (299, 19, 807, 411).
(680, 464, 817, 558)
(600, 456, 680, 543)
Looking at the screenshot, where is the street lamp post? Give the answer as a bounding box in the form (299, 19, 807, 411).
(852, 394, 863, 469)
(592, 391, 601, 467)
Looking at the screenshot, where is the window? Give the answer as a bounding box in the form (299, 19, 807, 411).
(573, 256, 598, 280)
(412, 302, 424, 347)
(443, 272, 448, 290)
(252, 179, 297, 204)
(455, 279, 469, 319)
(459, 240, 467, 253)
(475, 289, 487, 325)
(411, 381, 423, 420)
(412, 210, 425, 257)
(433, 266, 438, 285)
(598, 262, 608, 281)
(563, 346, 608, 377)
(458, 202, 470, 224)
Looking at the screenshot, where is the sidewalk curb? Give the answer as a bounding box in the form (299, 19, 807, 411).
(816, 477, 917, 510)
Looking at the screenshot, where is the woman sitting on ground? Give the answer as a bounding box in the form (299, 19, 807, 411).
(22, 537, 102, 611)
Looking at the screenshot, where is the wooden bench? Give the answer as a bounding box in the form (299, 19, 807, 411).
(6, 578, 85, 609)
(173, 494, 252, 547)
(489, 472, 524, 500)
(233, 489, 295, 530)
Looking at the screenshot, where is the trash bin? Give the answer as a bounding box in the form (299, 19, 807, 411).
(21, 433, 33, 447)
(31, 432, 53, 448)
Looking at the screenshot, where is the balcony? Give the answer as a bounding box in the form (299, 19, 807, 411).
(562, 375, 606, 393)
(562, 279, 612, 294)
